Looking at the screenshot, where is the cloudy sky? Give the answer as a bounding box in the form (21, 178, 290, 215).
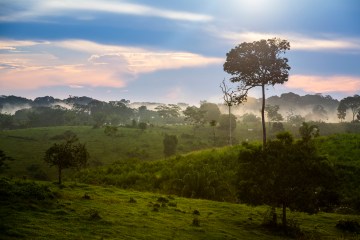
(0, 0, 359, 104)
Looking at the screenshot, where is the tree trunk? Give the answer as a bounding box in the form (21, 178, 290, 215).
(282, 203, 287, 228)
(228, 105, 232, 146)
(213, 126, 216, 146)
(58, 166, 62, 185)
(261, 84, 267, 148)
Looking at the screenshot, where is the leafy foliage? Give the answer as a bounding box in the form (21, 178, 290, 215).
(0, 149, 13, 173)
(224, 38, 291, 146)
(237, 131, 338, 227)
(199, 102, 221, 123)
(44, 134, 89, 184)
(337, 95, 360, 122)
(104, 125, 118, 136)
(163, 134, 178, 157)
(0, 178, 54, 201)
(265, 105, 283, 122)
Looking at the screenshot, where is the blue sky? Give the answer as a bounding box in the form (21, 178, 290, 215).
(0, 0, 359, 104)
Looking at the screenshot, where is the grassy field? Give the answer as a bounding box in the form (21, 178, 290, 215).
(0, 124, 258, 180)
(1, 125, 360, 239)
(1, 179, 359, 240)
(1, 122, 357, 180)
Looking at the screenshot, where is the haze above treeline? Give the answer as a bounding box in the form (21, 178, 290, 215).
(0, 92, 355, 124)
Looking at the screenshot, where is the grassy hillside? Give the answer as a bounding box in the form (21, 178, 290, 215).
(1, 122, 358, 180)
(0, 125, 226, 179)
(1, 179, 359, 240)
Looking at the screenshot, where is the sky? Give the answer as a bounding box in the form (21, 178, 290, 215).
(0, 0, 360, 105)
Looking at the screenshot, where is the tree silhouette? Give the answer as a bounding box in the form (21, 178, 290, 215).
(183, 106, 206, 135)
(224, 38, 290, 147)
(265, 104, 283, 126)
(163, 134, 178, 158)
(337, 95, 360, 122)
(0, 149, 13, 173)
(237, 132, 337, 229)
(220, 79, 236, 145)
(44, 135, 89, 184)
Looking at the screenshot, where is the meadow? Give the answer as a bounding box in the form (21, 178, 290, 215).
(1, 123, 360, 239)
(1, 122, 358, 180)
(1, 178, 359, 240)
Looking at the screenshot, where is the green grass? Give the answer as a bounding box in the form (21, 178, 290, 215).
(1, 122, 354, 178)
(1, 179, 359, 240)
(0, 125, 219, 178)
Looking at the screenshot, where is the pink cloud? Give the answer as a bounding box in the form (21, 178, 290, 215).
(0, 39, 223, 91)
(287, 75, 360, 93)
(0, 64, 126, 90)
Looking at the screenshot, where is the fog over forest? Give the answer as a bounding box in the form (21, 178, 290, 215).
(0, 92, 353, 123)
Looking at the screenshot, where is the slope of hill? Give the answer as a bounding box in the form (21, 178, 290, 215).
(1, 179, 359, 240)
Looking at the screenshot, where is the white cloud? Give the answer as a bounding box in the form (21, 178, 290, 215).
(0, 40, 48, 50)
(57, 40, 223, 74)
(0, 39, 222, 90)
(213, 30, 360, 52)
(1, 0, 212, 22)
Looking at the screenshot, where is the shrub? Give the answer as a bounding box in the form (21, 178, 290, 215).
(88, 209, 102, 220)
(336, 219, 360, 233)
(157, 196, 169, 203)
(192, 217, 200, 227)
(0, 178, 54, 201)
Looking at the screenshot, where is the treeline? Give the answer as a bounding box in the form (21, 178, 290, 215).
(0, 96, 155, 129)
(1, 93, 360, 131)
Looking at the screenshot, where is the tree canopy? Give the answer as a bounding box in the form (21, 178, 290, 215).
(44, 135, 89, 184)
(237, 131, 337, 228)
(224, 38, 290, 147)
(199, 102, 221, 123)
(337, 95, 360, 122)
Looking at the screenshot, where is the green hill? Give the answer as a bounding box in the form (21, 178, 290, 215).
(1, 179, 359, 240)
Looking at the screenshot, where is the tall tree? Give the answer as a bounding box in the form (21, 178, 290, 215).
(224, 38, 290, 147)
(44, 134, 89, 184)
(220, 79, 236, 145)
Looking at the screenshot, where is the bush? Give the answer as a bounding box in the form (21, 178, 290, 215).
(336, 219, 360, 233)
(192, 217, 200, 227)
(0, 178, 54, 201)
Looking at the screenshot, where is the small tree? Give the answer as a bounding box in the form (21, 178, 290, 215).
(224, 38, 291, 147)
(218, 114, 237, 131)
(210, 120, 217, 146)
(104, 125, 118, 136)
(237, 131, 337, 229)
(138, 122, 147, 131)
(183, 106, 206, 135)
(199, 102, 221, 124)
(163, 134, 178, 158)
(0, 149, 13, 173)
(299, 122, 319, 143)
(44, 135, 89, 184)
